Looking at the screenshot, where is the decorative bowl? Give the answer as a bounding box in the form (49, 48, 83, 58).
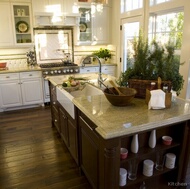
(103, 87, 137, 106)
(162, 136, 173, 145)
(0, 62, 7, 68)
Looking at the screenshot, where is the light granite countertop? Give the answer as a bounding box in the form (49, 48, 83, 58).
(73, 95, 190, 139)
(0, 66, 41, 73)
(48, 73, 190, 140)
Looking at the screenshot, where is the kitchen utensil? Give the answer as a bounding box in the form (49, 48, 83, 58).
(103, 87, 137, 106)
(109, 80, 125, 96)
(98, 79, 116, 95)
(157, 77, 161, 89)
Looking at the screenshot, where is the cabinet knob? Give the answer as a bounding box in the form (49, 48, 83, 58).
(54, 119, 58, 122)
(53, 102, 56, 105)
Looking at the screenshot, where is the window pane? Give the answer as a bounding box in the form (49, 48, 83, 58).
(148, 11, 184, 49)
(121, 0, 143, 13)
(122, 22, 140, 71)
(150, 0, 171, 6)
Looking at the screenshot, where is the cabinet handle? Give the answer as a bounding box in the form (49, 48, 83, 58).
(29, 74, 33, 76)
(87, 70, 90, 72)
(6, 76, 10, 78)
(54, 119, 58, 122)
(53, 102, 56, 105)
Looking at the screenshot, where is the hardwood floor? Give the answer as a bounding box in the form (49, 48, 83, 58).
(0, 106, 189, 189)
(0, 106, 92, 189)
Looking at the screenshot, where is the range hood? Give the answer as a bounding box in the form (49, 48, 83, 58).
(34, 12, 80, 27)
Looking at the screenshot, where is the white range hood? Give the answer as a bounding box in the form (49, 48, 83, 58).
(34, 12, 80, 27)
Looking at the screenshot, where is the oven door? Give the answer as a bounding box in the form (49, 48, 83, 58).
(34, 27, 74, 64)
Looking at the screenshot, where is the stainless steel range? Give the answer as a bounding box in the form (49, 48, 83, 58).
(34, 27, 79, 103)
(40, 62, 80, 77)
(39, 62, 80, 103)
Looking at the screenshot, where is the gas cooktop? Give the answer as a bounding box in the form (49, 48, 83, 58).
(39, 62, 78, 68)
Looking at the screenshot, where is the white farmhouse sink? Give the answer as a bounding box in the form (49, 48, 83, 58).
(56, 83, 103, 119)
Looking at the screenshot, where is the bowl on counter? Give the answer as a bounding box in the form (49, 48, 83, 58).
(162, 136, 173, 145)
(103, 87, 137, 106)
(0, 62, 7, 68)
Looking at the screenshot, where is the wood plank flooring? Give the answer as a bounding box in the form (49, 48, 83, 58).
(0, 106, 92, 189)
(0, 106, 190, 189)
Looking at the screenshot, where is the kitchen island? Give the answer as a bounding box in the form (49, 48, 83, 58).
(48, 75, 190, 189)
(73, 93, 190, 189)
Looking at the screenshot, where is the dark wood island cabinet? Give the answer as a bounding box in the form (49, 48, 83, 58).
(49, 80, 190, 189)
(78, 109, 190, 189)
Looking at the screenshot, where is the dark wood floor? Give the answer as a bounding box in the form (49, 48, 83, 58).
(0, 106, 189, 189)
(0, 106, 92, 189)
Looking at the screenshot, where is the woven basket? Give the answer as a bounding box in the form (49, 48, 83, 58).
(128, 79, 172, 99)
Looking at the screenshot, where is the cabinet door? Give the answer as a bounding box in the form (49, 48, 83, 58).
(68, 118, 78, 164)
(59, 107, 69, 146)
(32, 0, 49, 12)
(32, 0, 64, 13)
(21, 78, 43, 105)
(79, 115, 99, 189)
(0, 2, 14, 46)
(12, 3, 33, 45)
(93, 5, 110, 44)
(80, 66, 98, 73)
(0, 80, 22, 108)
(102, 66, 116, 76)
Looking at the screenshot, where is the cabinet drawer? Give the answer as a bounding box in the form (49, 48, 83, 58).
(0, 73, 19, 81)
(80, 67, 98, 73)
(20, 71, 41, 79)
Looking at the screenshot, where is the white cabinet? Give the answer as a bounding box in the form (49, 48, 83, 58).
(80, 65, 116, 76)
(93, 6, 110, 44)
(75, 5, 110, 45)
(32, 0, 64, 13)
(80, 66, 98, 73)
(0, 2, 33, 47)
(0, 71, 43, 110)
(0, 2, 14, 46)
(12, 3, 33, 44)
(20, 72, 44, 105)
(102, 66, 116, 76)
(0, 73, 22, 107)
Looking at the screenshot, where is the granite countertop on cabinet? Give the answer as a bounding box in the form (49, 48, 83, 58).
(0, 66, 41, 74)
(79, 63, 117, 67)
(73, 95, 190, 139)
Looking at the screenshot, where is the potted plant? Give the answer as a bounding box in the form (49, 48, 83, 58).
(92, 48, 112, 64)
(117, 31, 184, 97)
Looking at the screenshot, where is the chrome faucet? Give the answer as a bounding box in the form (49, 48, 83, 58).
(82, 55, 103, 87)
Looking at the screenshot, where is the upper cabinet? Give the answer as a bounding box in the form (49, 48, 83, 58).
(78, 0, 108, 4)
(32, 0, 79, 26)
(12, 3, 33, 45)
(0, 2, 33, 47)
(75, 4, 110, 45)
(32, 0, 64, 13)
(0, 2, 14, 47)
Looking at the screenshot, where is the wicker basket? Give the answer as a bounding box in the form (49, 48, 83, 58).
(128, 79, 172, 99)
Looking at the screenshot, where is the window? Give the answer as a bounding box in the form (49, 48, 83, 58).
(121, 0, 143, 13)
(149, 10, 184, 49)
(149, 0, 171, 6)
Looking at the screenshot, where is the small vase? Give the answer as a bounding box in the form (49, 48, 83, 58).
(148, 129, 156, 148)
(131, 134, 139, 153)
